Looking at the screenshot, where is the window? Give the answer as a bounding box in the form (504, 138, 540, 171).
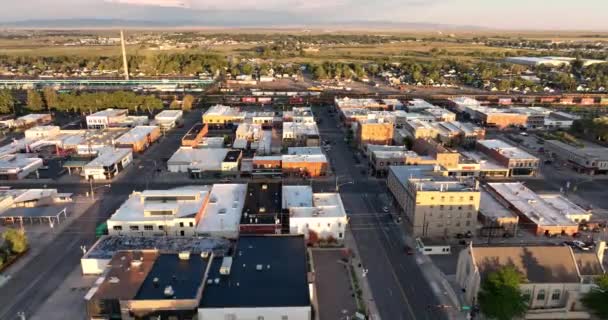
(130, 226, 139, 231)
(158, 225, 164, 230)
(551, 289, 561, 301)
(469, 196, 474, 201)
(189, 222, 194, 227)
(338, 222, 342, 227)
(113, 226, 122, 231)
(144, 225, 153, 231)
(327, 223, 331, 227)
(465, 221, 470, 226)
(467, 212, 472, 218)
(338, 232, 343, 239)
(537, 289, 546, 300)
(458, 206, 462, 210)
(281, 316, 288, 320)
(440, 205, 444, 210)
(179, 222, 184, 227)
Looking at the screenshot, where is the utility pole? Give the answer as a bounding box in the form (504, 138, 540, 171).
(120, 30, 130, 81)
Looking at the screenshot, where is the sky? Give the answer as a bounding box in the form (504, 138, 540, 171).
(0, 0, 606, 30)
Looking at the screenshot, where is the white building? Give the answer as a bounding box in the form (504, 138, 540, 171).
(107, 186, 211, 237)
(24, 125, 60, 139)
(154, 110, 183, 130)
(0, 153, 44, 180)
(235, 123, 263, 141)
(83, 147, 133, 180)
(167, 147, 230, 173)
(283, 186, 348, 242)
(86, 109, 128, 129)
(195, 184, 247, 239)
(282, 122, 320, 146)
(283, 107, 315, 123)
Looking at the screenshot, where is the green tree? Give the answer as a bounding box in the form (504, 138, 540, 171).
(169, 99, 181, 109)
(42, 87, 58, 110)
(478, 266, 528, 320)
(182, 94, 195, 111)
(2, 228, 28, 254)
(0, 89, 15, 114)
(582, 274, 608, 318)
(26, 89, 44, 112)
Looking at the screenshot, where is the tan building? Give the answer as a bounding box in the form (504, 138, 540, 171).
(456, 243, 606, 319)
(370, 150, 436, 176)
(357, 119, 394, 145)
(114, 126, 161, 153)
(413, 138, 461, 170)
(282, 154, 328, 177)
(404, 120, 438, 140)
(387, 166, 480, 238)
(477, 139, 540, 176)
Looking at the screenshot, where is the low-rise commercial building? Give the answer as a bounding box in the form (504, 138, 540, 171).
(283, 107, 315, 123)
(195, 184, 247, 239)
(485, 182, 583, 236)
(456, 243, 605, 319)
(283, 122, 320, 147)
(0, 153, 44, 180)
(1, 113, 53, 129)
(282, 154, 328, 177)
(235, 123, 263, 141)
(202, 105, 244, 125)
(545, 140, 608, 175)
(413, 138, 461, 170)
(221, 150, 242, 172)
(83, 148, 133, 180)
(284, 186, 348, 242)
(478, 190, 519, 236)
(370, 149, 435, 176)
(154, 110, 183, 130)
(24, 125, 60, 139)
(181, 123, 208, 147)
(356, 118, 394, 145)
(465, 106, 529, 129)
(107, 187, 211, 237)
(86, 109, 128, 129)
(387, 165, 480, 238)
(240, 182, 284, 235)
(114, 126, 161, 152)
(403, 120, 437, 140)
(251, 156, 282, 176)
(167, 147, 230, 174)
(476, 139, 539, 176)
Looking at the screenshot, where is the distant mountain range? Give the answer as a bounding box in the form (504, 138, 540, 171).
(0, 18, 486, 31)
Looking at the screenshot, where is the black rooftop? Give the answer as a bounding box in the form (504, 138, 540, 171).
(183, 123, 204, 140)
(134, 253, 209, 301)
(223, 150, 242, 162)
(241, 182, 282, 224)
(199, 235, 310, 308)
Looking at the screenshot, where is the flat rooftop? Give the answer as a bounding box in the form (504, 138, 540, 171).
(388, 165, 438, 190)
(282, 185, 314, 208)
(460, 151, 509, 171)
(223, 150, 242, 162)
(109, 186, 210, 222)
(168, 148, 229, 171)
(199, 235, 310, 309)
(335, 97, 382, 109)
(287, 147, 323, 155)
(242, 182, 282, 224)
(0, 205, 68, 219)
(373, 150, 424, 160)
(196, 184, 247, 235)
(479, 190, 518, 220)
(282, 154, 327, 163)
(0, 153, 42, 170)
(366, 144, 407, 153)
(478, 139, 538, 160)
(283, 122, 319, 136)
(155, 110, 183, 119)
(83, 236, 232, 260)
(545, 140, 608, 160)
(88, 109, 127, 118)
(487, 182, 578, 227)
(115, 126, 158, 144)
(204, 105, 242, 117)
(84, 148, 131, 168)
(134, 253, 209, 300)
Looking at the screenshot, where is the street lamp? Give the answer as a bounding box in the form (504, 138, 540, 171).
(89, 182, 111, 200)
(335, 175, 354, 192)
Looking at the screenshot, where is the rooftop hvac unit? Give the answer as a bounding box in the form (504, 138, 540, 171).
(201, 251, 210, 259)
(131, 260, 142, 268)
(163, 286, 174, 297)
(178, 251, 190, 260)
(109, 277, 120, 283)
(220, 257, 233, 275)
(262, 184, 268, 190)
(256, 264, 263, 271)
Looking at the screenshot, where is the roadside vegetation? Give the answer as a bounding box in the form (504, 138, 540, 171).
(0, 228, 28, 270)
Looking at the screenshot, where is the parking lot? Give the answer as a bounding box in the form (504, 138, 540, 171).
(312, 249, 358, 320)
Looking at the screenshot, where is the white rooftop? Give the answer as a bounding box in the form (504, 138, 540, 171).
(88, 109, 127, 118)
(282, 154, 327, 163)
(287, 147, 324, 155)
(460, 151, 508, 171)
(196, 184, 247, 236)
(84, 148, 131, 168)
(289, 193, 347, 219)
(199, 137, 225, 148)
(168, 147, 229, 171)
(282, 185, 314, 208)
(479, 190, 518, 220)
(478, 139, 538, 160)
(155, 110, 183, 120)
(204, 105, 242, 117)
(373, 150, 423, 160)
(283, 122, 319, 136)
(115, 126, 158, 144)
(0, 153, 43, 171)
(109, 186, 211, 222)
(487, 182, 579, 227)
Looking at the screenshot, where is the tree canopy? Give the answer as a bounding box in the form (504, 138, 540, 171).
(0, 89, 15, 114)
(2, 228, 28, 254)
(26, 89, 44, 112)
(478, 266, 528, 320)
(582, 274, 608, 318)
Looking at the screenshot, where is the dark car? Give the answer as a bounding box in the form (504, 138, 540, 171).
(404, 245, 415, 255)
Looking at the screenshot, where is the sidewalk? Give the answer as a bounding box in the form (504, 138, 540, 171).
(343, 227, 381, 320)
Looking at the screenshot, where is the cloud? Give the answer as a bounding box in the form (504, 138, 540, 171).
(105, 0, 191, 8)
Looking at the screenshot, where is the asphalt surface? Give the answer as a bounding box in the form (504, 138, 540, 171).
(315, 106, 450, 320)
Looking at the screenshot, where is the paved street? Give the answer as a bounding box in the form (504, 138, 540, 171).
(315, 106, 453, 320)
